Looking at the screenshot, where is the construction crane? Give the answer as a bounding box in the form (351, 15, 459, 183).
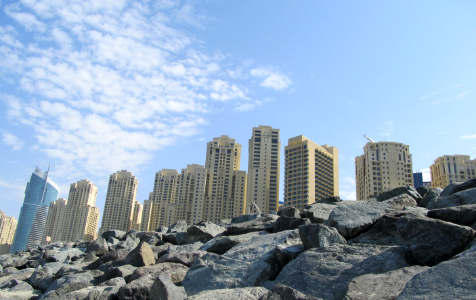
(364, 134, 375, 143)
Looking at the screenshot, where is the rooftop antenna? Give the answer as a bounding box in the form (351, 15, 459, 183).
(40, 163, 51, 203)
(364, 134, 375, 143)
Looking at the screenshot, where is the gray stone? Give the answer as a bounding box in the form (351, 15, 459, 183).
(85, 238, 108, 257)
(428, 204, 476, 226)
(425, 188, 476, 209)
(270, 244, 415, 300)
(150, 243, 172, 262)
(117, 275, 155, 300)
(184, 222, 226, 244)
(183, 230, 299, 296)
(0, 290, 41, 300)
(168, 242, 203, 255)
(402, 206, 428, 216)
(127, 262, 188, 284)
(303, 203, 336, 224)
(129, 231, 161, 242)
(420, 187, 442, 208)
(416, 186, 431, 197)
(0, 253, 30, 269)
(231, 214, 261, 224)
(156, 226, 169, 235)
(299, 224, 346, 250)
(43, 247, 85, 263)
(158, 251, 207, 267)
(0, 279, 34, 292)
(259, 284, 321, 300)
(440, 182, 463, 196)
(144, 235, 164, 246)
(186, 287, 269, 300)
(107, 237, 119, 246)
(279, 207, 301, 218)
(150, 274, 187, 300)
(348, 212, 409, 246)
(344, 266, 430, 300)
(395, 213, 476, 266)
(162, 232, 187, 245)
(101, 230, 127, 241)
(316, 196, 342, 204)
(98, 264, 136, 284)
(450, 178, 476, 195)
(226, 215, 279, 236)
(274, 232, 305, 268)
(53, 285, 120, 300)
(113, 236, 140, 251)
(43, 271, 95, 298)
(86, 249, 129, 270)
(325, 195, 417, 239)
(273, 217, 311, 233)
(199, 231, 268, 255)
(29, 266, 54, 292)
(124, 242, 155, 267)
(0, 269, 35, 285)
(98, 276, 126, 287)
(397, 251, 476, 299)
(167, 221, 190, 234)
(2, 266, 18, 275)
(377, 186, 422, 204)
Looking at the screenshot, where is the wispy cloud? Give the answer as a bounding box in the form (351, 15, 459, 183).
(380, 121, 395, 137)
(235, 98, 272, 111)
(250, 67, 291, 90)
(339, 176, 356, 200)
(419, 168, 431, 182)
(2, 132, 23, 150)
(461, 134, 476, 140)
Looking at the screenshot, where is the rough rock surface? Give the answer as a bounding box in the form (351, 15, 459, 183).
(127, 262, 188, 284)
(186, 287, 269, 300)
(449, 178, 476, 195)
(86, 249, 129, 270)
(117, 275, 154, 300)
(299, 224, 346, 250)
(226, 215, 279, 236)
(420, 187, 443, 208)
(425, 188, 476, 209)
(302, 203, 336, 224)
(273, 217, 311, 233)
(102, 230, 126, 241)
(149, 274, 187, 300)
(428, 204, 476, 226)
(377, 185, 422, 204)
(279, 207, 301, 218)
(184, 222, 226, 244)
(124, 242, 155, 267)
(42, 271, 95, 298)
(440, 182, 463, 196)
(157, 251, 207, 267)
(259, 284, 321, 300)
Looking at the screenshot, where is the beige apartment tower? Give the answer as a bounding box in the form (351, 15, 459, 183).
(0, 211, 18, 254)
(42, 179, 100, 243)
(284, 135, 339, 210)
(430, 155, 476, 189)
(247, 126, 280, 213)
(99, 171, 139, 235)
(355, 141, 413, 200)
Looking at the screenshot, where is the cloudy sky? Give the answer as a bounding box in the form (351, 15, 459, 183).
(1, 1, 476, 221)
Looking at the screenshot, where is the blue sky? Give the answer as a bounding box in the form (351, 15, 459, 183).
(1, 0, 475, 221)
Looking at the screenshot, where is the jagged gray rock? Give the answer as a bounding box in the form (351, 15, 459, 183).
(29, 265, 53, 292)
(123, 242, 155, 267)
(86, 249, 129, 270)
(0, 279, 34, 292)
(199, 231, 268, 255)
(102, 230, 127, 241)
(0, 289, 41, 299)
(99, 276, 126, 287)
(344, 266, 430, 300)
(149, 274, 187, 300)
(425, 188, 476, 209)
(113, 236, 140, 251)
(416, 186, 431, 197)
(85, 237, 108, 257)
(117, 275, 155, 300)
(0, 253, 30, 269)
(303, 203, 336, 224)
(325, 195, 417, 239)
(279, 207, 301, 218)
(275, 231, 304, 268)
(273, 217, 311, 233)
(158, 251, 207, 267)
(127, 262, 188, 284)
(0, 269, 35, 285)
(420, 187, 443, 208)
(226, 215, 279, 236)
(186, 287, 269, 300)
(150, 243, 171, 262)
(298, 224, 346, 250)
(397, 251, 476, 299)
(348, 212, 408, 246)
(428, 204, 476, 226)
(231, 214, 261, 224)
(449, 178, 476, 195)
(402, 206, 428, 216)
(184, 222, 226, 244)
(98, 264, 136, 284)
(377, 185, 422, 204)
(42, 271, 95, 298)
(163, 221, 190, 245)
(269, 244, 415, 300)
(440, 182, 463, 196)
(259, 284, 321, 300)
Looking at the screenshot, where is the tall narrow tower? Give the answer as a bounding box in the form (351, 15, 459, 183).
(246, 126, 280, 213)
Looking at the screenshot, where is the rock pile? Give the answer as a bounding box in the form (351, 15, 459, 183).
(2, 179, 476, 299)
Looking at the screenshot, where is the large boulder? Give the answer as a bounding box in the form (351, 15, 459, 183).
(440, 182, 463, 196)
(416, 186, 431, 197)
(184, 222, 226, 244)
(450, 178, 476, 195)
(50, 285, 120, 300)
(230, 214, 261, 224)
(298, 224, 346, 250)
(199, 231, 269, 255)
(427, 204, 476, 227)
(124, 242, 155, 267)
(420, 187, 442, 208)
(315, 196, 342, 205)
(149, 274, 187, 300)
(274, 231, 305, 268)
(279, 207, 301, 218)
(0, 279, 34, 291)
(377, 186, 422, 204)
(0, 290, 41, 299)
(302, 203, 336, 224)
(344, 266, 430, 300)
(85, 238, 109, 257)
(163, 221, 190, 245)
(168, 243, 203, 255)
(395, 213, 476, 266)
(150, 243, 172, 262)
(42, 271, 95, 298)
(226, 215, 279, 236)
(183, 230, 299, 296)
(186, 287, 269, 300)
(258, 284, 321, 300)
(127, 262, 188, 284)
(102, 230, 126, 240)
(86, 249, 129, 270)
(158, 251, 207, 267)
(397, 251, 476, 299)
(98, 264, 137, 284)
(117, 275, 155, 300)
(273, 217, 311, 233)
(425, 188, 476, 210)
(269, 244, 415, 300)
(0, 253, 30, 269)
(325, 195, 417, 239)
(29, 265, 54, 292)
(0, 268, 35, 285)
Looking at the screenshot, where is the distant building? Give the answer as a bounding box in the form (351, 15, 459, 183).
(10, 166, 60, 253)
(430, 155, 476, 189)
(422, 181, 431, 187)
(247, 125, 281, 214)
(413, 172, 423, 189)
(131, 200, 143, 231)
(284, 135, 339, 210)
(99, 171, 139, 235)
(0, 211, 18, 255)
(356, 141, 413, 200)
(42, 179, 100, 243)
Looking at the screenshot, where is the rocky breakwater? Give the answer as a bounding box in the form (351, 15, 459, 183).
(1, 179, 476, 299)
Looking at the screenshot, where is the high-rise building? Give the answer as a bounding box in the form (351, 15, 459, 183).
(430, 155, 476, 189)
(413, 172, 424, 189)
(0, 211, 18, 254)
(42, 180, 100, 243)
(131, 200, 143, 231)
(99, 171, 139, 235)
(355, 141, 413, 200)
(10, 166, 60, 253)
(246, 126, 280, 214)
(284, 136, 339, 210)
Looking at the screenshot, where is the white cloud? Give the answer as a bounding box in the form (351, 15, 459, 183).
(461, 134, 476, 140)
(235, 98, 271, 111)
(0, 179, 25, 204)
(420, 168, 431, 182)
(250, 67, 291, 90)
(5, 6, 46, 32)
(2, 132, 23, 150)
(380, 121, 395, 137)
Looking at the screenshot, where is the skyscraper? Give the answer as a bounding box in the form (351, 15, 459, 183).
(246, 126, 280, 213)
(284, 136, 339, 210)
(355, 141, 413, 200)
(0, 211, 18, 254)
(99, 171, 139, 235)
(42, 180, 100, 243)
(430, 155, 476, 189)
(10, 166, 60, 253)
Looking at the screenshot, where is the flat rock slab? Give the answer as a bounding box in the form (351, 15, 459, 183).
(186, 287, 269, 300)
(43, 271, 95, 298)
(259, 284, 322, 300)
(427, 204, 476, 226)
(226, 215, 279, 236)
(377, 186, 422, 204)
(269, 244, 415, 300)
(325, 195, 417, 239)
(158, 251, 207, 267)
(344, 266, 429, 300)
(0, 268, 35, 285)
(199, 231, 268, 255)
(450, 178, 476, 195)
(273, 217, 311, 233)
(102, 230, 126, 240)
(426, 188, 476, 209)
(397, 251, 476, 299)
(0, 290, 42, 300)
(127, 262, 188, 284)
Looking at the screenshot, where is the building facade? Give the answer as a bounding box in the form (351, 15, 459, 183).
(10, 166, 60, 253)
(99, 171, 139, 235)
(42, 180, 100, 243)
(283, 136, 339, 210)
(0, 211, 18, 254)
(430, 155, 476, 189)
(413, 172, 424, 189)
(246, 126, 280, 214)
(355, 141, 413, 200)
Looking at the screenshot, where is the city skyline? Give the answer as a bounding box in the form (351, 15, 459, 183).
(1, 1, 476, 222)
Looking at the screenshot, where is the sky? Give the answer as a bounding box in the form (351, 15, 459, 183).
(1, 0, 476, 222)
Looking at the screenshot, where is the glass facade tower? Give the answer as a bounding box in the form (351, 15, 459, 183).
(10, 166, 59, 253)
